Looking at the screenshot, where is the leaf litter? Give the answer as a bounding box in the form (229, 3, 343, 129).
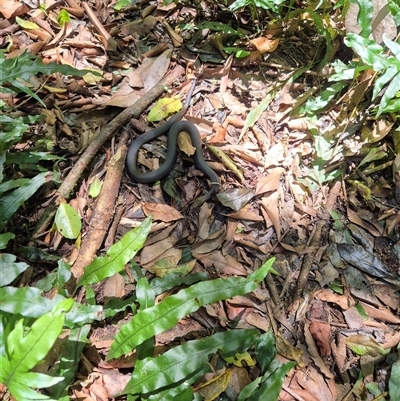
(1, 0, 400, 400)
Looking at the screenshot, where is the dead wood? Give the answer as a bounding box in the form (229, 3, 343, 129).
(71, 131, 129, 280)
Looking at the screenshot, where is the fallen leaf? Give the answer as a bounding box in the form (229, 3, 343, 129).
(142, 203, 184, 222)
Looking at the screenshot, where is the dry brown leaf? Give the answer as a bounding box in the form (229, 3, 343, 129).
(245, 311, 270, 332)
(221, 92, 248, 115)
(199, 251, 247, 276)
(106, 79, 140, 108)
(304, 323, 334, 379)
(373, 284, 400, 310)
(233, 233, 271, 254)
(264, 142, 287, 167)
(0, 0, 30, 19)
(103, 273, 125, 299)
(122, 69, 143, 88)
(346, 207, 383, 236)
(227, 206, 264, 221)
(196, 369, 232, 400)
(343, 307, 365, 329)
(309, 320, 332, 358)
(250, 36, 279, 53)
(287, 117, 309, 131)
(119, 15, 158, 37)
(192, 227, 226, 256)
(359, 301, 400, 324)
(260, 193, 281, 240)
(361, 119, 394, 143)
(178, 131, 196, 156)
(255, 167, 284, 195)
(142, 203, 184, 222)
(140, 236, 178, 266)
(143, 49, 172, 91)
(315, 288, 355, 310)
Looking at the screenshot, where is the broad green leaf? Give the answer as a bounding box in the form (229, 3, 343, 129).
(389, 355, 400, 401)
(6, 151, 63, 166)
(0, 299, 73, 401)
(0, 52, 99, 107)
(372, 66, 398, 101)
(55, 203, 81, 239)
(57, 9, 71, 27)
(0, 253, 29, 286)
(229, 0, 285, 13)
(354, 0, 373, 38)
(358, 147, 387, 168)
(196, 21, 243, 37)
(89, 176, 102, 198)
(77, 216, 152, 287)
(383, 33, 400, 59)
(151, 272, 208, 296)
(147, 369, 206, 401)
(0, 233, 15, 250)
(15, 16, 39, 30)
(237, 377, 263, 401)
(5, 380, 54, 401)
(246, 359, 295, 401)
(108, 258, 275, 359)
(381, 97, 400, 113)
(0, 178, 32, 196)
(148, 96, 182, 122)
(255, 331, 276, 373)
(344, 34, 391, 71)
(377, 71, 400, 117)
(136, 277, 156, 359)
(0, 114, 41, 153)
(0, 172, 49, 231)
(304, 81, 347, 114)
(120, 329, 259, 396)
(18, 246, 60, 262)
(346, 334, 389, 356)
(46, 325, 91, 399)
(114, 0, 130, 11)
(35, 260, 71, 292)
(14, 371, 63, 388)
(0, 287, 102, 328)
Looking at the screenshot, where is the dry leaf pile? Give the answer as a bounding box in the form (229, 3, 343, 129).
(1, 0, 399, 400)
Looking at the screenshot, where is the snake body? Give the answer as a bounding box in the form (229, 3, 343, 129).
(126, 80, 220, 205)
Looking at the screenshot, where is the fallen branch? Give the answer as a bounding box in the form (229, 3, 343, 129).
(71, 131, 129, 280)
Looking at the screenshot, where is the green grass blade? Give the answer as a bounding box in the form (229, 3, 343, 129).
(108, 258, 275, 360)
(77, 216, 152, 287)
(121, 329, 259, 396)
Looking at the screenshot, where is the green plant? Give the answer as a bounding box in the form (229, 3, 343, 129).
(0, 299, 73, 401)
(229, 0, 286, 15)
(0, 52, 103, 400)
